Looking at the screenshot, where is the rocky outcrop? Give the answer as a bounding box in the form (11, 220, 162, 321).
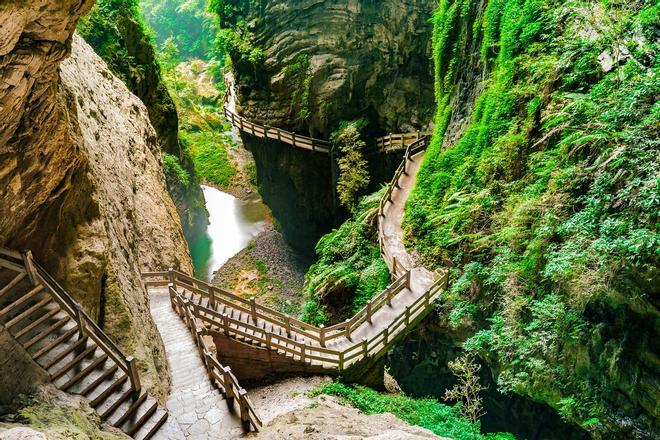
(0, 0, 192, 400)
(226, 0, 436, 252)
(80, 5, 208, 241)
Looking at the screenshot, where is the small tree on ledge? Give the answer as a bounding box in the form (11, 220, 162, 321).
(333, 119, 369, 212)
(444, 354, 486, 438)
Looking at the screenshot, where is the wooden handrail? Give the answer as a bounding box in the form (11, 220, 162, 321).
(0, 251, 142, 392)
(223, 108, 332, 154)
(167, 285, 262, 431)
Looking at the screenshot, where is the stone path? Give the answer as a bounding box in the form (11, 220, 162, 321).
(149, 286, 244, 439)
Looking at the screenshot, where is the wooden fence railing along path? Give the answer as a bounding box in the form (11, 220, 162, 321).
(0, 248, 168, 440)
(222, 101, 429, 154)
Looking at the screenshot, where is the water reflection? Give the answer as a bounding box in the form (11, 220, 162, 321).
(190, 185, 269, 280)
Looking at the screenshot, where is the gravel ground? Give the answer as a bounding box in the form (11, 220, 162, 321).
(211, 223, 313, 315)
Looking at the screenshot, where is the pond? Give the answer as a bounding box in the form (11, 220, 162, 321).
(189, 185, 270, 281)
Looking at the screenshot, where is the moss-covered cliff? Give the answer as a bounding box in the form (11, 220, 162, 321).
(78, 0, 208, 241)
(401, 0, 658, 437)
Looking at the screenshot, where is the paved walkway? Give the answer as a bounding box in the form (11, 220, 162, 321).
(381, 151, 435, 282)
(149, 286, 244, 439)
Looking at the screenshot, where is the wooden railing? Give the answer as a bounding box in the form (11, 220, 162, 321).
(168, 285, 262, 431)
(223, 108, 332, 154)
(0, 247, 143, 392)
(378, 136, 430, 277)
(375, 132, 432, 152)
(142, 267, 448, 372)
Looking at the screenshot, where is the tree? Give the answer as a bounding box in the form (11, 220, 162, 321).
(333, 120, 370, 211)
(443, 355, 486, 437)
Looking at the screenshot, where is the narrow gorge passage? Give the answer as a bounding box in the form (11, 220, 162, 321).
(149, 286, 244, 439)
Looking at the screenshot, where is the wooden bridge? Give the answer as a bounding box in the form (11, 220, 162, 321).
(0, 131, 439, 436)
(223, 107, 429, 155)
(0, 248, 168, 440)
(141, 132, 441, 431)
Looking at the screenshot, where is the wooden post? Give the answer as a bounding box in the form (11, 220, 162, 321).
(203, 350, 214, 381)
(195, 328, 203, 354)
(250, 298, 257, 325)
(404, 306, 411, 326)
(266, 331, 272, 349)
(362, 337, 368, 358)
(223, 313, 230, 335)
(239, 389, 251, 431)
(277, 129, 281, 142)
(223, 366, 234, 403)
(319, 325, 325, 347)
(338, 351, 344, 370)
(209, 286, 216, 309)
(406, 270, 411, 290)
(75, 303, 86, 338)
(312, 140, 316, 152)
(425, 289, 430, 307)
(292, 132, 296, 147)
(263, 126, 268, 139)
(22, 251, 37, 285)
(383, 327, 389, 345)
(345, 319, 352, 341)
(392, 257, 397, 279)
(285, 315, 292, 338)
(366, 301, 372, 324)
(168, 268, 175, 285)
(239, 117, 244, 131)
(301, 341, 307, 364)
(168, 283, 176, 309)
(127, 356, 141, 392)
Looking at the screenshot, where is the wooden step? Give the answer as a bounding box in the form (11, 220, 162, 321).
(6, 297, 51, 328)
(41, 334, 86, 369)
(24, 316, 70, 350)
(0, 285, 42, 317)
(100, 388, 134, 421)
(113, 392, 147, 428)
(50, 344, 96, 381)
(30, 325, 78, 359)
(125, 400, 158, 436)
(14, 307, 60, 339)
(91, 374, 128, 408)
(61, 353, 108, 391)
(136, 410, 168, 440)
(0, 272, 26, 298)
(80, 364, 118, 397)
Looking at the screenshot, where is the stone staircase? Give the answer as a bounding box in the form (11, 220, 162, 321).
(0, 248, 168, 439)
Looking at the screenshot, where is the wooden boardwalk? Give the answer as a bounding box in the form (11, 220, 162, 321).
(142, 134, 445, 430)
(223, 104, 428, 154)
(0, 249, 168, 440)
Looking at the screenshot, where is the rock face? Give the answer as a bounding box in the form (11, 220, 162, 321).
(226, 0, 436, 252)
(0, 326, 49, 406)
(79, 6, 209, 242)
(0, 1, 192, 399)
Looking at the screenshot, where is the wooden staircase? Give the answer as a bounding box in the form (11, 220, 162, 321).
(0, 248, 168, 440)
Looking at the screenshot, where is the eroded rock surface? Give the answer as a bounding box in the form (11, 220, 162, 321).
(0, 1, 192, 400)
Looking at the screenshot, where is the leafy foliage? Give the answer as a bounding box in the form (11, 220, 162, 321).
(333, 120, 371, 211)
(282, 54, 313, 122)
(140, 0, 217, 60)
(301, 190, 389, 325)
(406, 0, 659, 431)
(311, 381, 514, 440)
(181, 130, 236, 188)
(162, 153, 191, 187)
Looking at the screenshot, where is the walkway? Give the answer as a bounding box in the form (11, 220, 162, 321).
(148, 286, 244, 439)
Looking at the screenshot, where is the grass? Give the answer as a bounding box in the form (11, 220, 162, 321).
(301, 189, 390, 325)
(181, 129, 236, 189)
(310, 381, 515, 440)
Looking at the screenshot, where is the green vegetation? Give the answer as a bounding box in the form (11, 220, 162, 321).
(301, 190, 389, 325)
(2, 393, 125, 440)
(405, 0, 659, 432)
(140, 0, 216, 60)
(208, 0, 262, 66)
(311, 381, 514, 440)
(333, 120, 371, 211)
(282, 54, 314, 122)
(181, 130, 236, 188)
(162, 152, 191, 187)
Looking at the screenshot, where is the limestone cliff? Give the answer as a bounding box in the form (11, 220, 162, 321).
(78, 1, 209, 242)
(0, 1, 193, 400)
(223, 0, 436, 253)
